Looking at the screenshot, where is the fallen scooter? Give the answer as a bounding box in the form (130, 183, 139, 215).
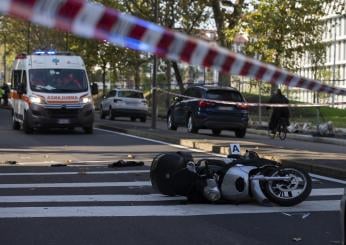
(150, 147, 312, 206)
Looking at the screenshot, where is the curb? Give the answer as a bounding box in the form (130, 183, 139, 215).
(96, 123, 346, 179)
(247, 128, 346, 147)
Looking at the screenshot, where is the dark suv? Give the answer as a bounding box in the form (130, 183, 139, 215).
(167, 85, 249, 137)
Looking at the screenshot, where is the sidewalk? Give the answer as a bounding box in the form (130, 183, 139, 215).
(95, 116, 346, 179)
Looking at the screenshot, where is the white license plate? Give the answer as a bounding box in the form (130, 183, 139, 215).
(218, 106, 233, 110)
(58, 119, 70, 124)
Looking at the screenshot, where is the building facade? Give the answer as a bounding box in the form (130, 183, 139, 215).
(297, 3, 346, 107)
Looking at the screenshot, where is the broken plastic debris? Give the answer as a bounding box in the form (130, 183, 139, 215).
(4, 161, 17, 165)
(108, 160, 144, 168)
(51, 163, 67, 167)
(302, 213, 310, 219)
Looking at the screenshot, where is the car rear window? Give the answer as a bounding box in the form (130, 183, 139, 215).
(206, 90, 244, 102)
(118, 91, 144, 99)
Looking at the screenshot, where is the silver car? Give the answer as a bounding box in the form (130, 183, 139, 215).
(100, 89, 148, 122)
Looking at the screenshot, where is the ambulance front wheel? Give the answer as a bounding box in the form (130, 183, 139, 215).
(23, 111, 34, 134)
(83, 126, 94, 134)
(11, 111, 20, 130)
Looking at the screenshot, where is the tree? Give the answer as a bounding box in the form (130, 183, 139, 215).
(242, 0, 331, 94)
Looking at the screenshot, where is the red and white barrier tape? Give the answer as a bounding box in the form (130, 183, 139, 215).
(1, 0, 346, 96)
(155, 88, 346, 108)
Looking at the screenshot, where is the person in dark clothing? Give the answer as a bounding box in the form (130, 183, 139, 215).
(1, 83, 10, 106)
(268, 89, 290, 133)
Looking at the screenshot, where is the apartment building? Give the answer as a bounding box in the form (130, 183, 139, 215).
(297, 3, 346, 107)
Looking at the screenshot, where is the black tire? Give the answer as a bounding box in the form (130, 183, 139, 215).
(23, 111, 33, 134)
(83, 126, 93, 134)
(235, 128, 246, 138)
(278, 123, 287, 140)
(167, 112, 177, 130)
(11, 111, 20, 130)
(261, 167, 312, 206)
(187, 114, 198, 134)
(140, 116, 146, 123)
(212, 129, 221, 136)
(109, 107, 115, 120)
(100, 106, 106, 119)
(131, 117, 136, 122)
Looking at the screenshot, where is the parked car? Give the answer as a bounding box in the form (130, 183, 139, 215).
(100, 88, 148, 122)
(167, 85, 249, 137)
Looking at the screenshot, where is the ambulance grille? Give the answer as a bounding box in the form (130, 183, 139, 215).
(47, 108, 79, 118)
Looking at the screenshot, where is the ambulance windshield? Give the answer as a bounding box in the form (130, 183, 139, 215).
(29, 69, 88, 93)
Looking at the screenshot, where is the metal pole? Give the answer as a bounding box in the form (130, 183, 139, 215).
(65, 32, 69, 51)
(151, 0, 158, 129)
(258, 81, 262, 127)
(332, 18, 337, 107)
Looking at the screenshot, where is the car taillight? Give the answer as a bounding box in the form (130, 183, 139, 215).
(236, 103, 249, 110)
(198, 100, 215, 108)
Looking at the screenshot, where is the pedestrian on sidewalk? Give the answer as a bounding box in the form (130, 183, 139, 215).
(0, 85, 4, 105)
(1, 83, 10, 106)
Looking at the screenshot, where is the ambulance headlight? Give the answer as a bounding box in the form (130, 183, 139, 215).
(29, 95, 45, 104)
(80, 95, 92, 104)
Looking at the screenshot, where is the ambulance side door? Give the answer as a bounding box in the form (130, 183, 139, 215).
(11, 70, 27, 122)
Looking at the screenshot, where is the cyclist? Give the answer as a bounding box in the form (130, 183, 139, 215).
(268, 89, 290, 134)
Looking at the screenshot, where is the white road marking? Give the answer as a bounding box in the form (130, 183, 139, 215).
(0, 200, 339, 218)
(0, 188, 342, 203)
(0, 170, 150, 176)
(0, 194, 185, 203)
(0, 181, 151, 189)
(309, 173, 346, 185)
(95, 128, 226, 157)
(311, 188, 345, 196)
(95, 128, 346, 184)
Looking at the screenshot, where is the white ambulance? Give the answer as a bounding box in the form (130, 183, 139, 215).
(9, 51, 98, 134)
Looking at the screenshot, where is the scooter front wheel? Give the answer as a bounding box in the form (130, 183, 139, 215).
(261, 167, 312, 206)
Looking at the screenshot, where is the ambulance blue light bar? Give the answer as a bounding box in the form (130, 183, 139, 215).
(32, 50, 73, 56)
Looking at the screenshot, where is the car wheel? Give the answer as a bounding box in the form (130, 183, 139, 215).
(131, 117, 136, 122)
(212, 129, 221, 136)
(83, 126, 93, 134)
(187, 114, 198, 134)
(140, 116, 146, 123)
(23, 111, 34, 134)
(100, 106, 106, 119)
(235, 128, 246, 138)
(11, 111, 20, 130)
(109, 107, 115, 120)
(167, 113, 177, 130)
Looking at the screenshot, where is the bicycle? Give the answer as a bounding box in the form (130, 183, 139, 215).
(268, 117, 288, 140)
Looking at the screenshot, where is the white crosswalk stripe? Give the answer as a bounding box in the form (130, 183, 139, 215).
(0, 168, 343, 218)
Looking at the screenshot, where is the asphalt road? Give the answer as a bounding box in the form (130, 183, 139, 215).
(0, 109, 344, 245)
